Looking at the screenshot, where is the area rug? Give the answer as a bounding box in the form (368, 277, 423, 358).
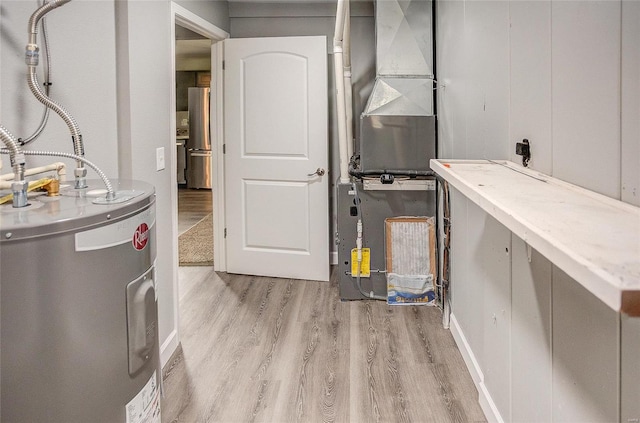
(178, 213, 214, 266)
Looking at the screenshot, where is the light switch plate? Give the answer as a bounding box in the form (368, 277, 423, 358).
(156, 147, 165, 171)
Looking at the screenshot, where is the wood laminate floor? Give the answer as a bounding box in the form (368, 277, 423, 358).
(162, 267, 486, 423)
(178, 188, 213, 235)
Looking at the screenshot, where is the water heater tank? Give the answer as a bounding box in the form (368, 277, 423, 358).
(0, 179, 160, 423)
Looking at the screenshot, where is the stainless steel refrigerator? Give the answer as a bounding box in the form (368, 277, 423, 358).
(187, 87, 212, 189)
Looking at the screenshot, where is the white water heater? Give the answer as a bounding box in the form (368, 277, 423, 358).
(0, 179, 160, 422)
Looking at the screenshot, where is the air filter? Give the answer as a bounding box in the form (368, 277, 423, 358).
(385, 216, 436, 304)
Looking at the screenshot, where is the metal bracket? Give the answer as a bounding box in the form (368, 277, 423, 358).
(515, 139, 531, 167)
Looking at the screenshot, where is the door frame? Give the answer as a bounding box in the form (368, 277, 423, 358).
(169, 2, 228, 358)
(170, 2, 228, 270)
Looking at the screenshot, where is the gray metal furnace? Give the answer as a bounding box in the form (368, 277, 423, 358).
(338, 115, 437, 302)
(0, 179, 160, 423)
(337, 0, 437, 301)
(360, 115, 436, 172)
(337, 181, 436, 300)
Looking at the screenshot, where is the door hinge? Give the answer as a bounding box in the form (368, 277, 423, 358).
(222, 60, 225, 70)
(223, 144, 226, 154)
(224, 228, 227, 238)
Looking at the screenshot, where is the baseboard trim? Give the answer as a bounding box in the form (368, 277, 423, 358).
(160, 329, 180, 368)
(478, 382, 504, 423)
(450, 314, 504, 423)
(450, 314, 483, 384)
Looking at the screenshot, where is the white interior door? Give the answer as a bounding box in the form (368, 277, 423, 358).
(224, 36, 329, 282)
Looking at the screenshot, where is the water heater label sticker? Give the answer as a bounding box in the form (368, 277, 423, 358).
(126, 370, 161, 423)
(75, 205, 156, 251)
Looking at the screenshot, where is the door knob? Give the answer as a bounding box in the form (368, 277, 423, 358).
(307, 168, 325, 177)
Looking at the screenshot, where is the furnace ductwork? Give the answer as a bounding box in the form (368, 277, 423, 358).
(364, 0, 434, 116)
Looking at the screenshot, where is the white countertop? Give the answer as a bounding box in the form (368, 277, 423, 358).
(431, 159, 640, 315)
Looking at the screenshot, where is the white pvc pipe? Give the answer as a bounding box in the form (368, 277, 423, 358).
(344, 74, 354, 161)
(0, 162, 66, 190)
(343, 0, 354, 162)
(342, 0, 351, 68)
(0, 161, 66, 181)
(333, 0, 346, 46)
(334, 0, 350, 183)
(334, 47, 350, 183)
(1, 181, 15, 189)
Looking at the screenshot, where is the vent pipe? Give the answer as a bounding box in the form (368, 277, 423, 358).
(333, 0, 352, 183)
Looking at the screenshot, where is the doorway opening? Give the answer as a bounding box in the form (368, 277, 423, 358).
(169, 3, 229, 358)
(175, 25, 214, 265)
(170, 3, 228, 262)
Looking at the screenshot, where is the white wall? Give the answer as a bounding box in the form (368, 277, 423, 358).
(230, 2, 376, 261)
(1, 0, 229, 368)
(115, 0, 227, 365)
(437, 0, 640, 421)
(621, 0, 640, 206)
(115, 0, 178, 364)
(551, 1, 622, 198)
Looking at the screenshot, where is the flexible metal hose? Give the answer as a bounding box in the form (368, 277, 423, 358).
(26, 0, 84, 165)
(28, 0, 70, 43)
(27, 68, 83, 157)
(0, 126, 21, 160)
(0, 148, 114, 198)
(20, 0, 52, 146)
(0, 126, 26, 179)
(0, 126, 28, 207)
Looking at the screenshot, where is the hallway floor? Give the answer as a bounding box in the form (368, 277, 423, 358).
(161, 267, 486, 422)
(178, 187, 212, 235)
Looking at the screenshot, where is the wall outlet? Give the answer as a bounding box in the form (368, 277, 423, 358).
(156, 147, 165, 171)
